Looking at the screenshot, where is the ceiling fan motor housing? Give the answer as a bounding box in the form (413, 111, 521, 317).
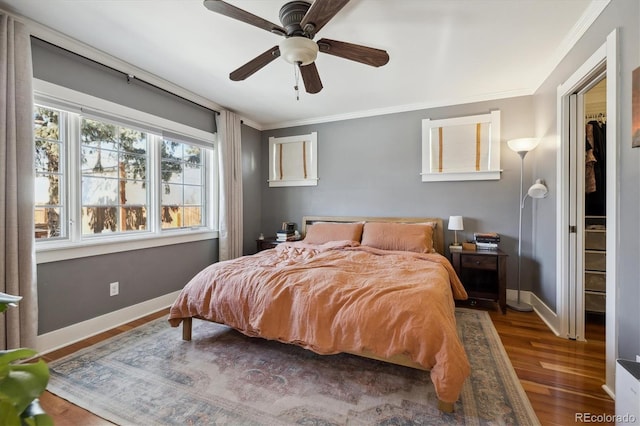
(279, 1, 312, 36)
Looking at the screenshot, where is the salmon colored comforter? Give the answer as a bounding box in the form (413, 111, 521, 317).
(168, 240, 471, 403)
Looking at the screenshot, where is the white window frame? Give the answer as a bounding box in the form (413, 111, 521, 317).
(421, 110, 501, 182)
(268, 132, 318, 187)
(34, 105, 68, 241)
(34, 79, 218, 264)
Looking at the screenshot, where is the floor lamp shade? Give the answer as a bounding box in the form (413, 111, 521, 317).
(448, 216, 464, 245)
(507, 138, 539, 154)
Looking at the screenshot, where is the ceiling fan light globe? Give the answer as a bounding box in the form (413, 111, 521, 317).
(279, 37, 318, 66)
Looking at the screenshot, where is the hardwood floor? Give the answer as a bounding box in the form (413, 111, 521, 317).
(489, 309, 614, 426)
(38, 308, 614, 425)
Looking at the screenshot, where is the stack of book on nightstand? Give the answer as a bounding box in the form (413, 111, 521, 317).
(474, 232, 500, 250)
(276, 230, 297, 242)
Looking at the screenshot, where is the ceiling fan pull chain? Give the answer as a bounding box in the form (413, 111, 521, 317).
(293, 62, 301, 101)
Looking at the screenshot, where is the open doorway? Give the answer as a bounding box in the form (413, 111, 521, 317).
(583, 79, 607, 336)
(556, 29, 618, 396)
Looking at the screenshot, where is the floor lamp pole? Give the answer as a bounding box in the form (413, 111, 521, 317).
(508, 152, 534, 312)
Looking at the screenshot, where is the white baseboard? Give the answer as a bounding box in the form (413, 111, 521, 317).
(602, 384, 615, 400)
(35, 291, 181, 354)
(528, 291, 563, 337)
(506, 289, 562, 337)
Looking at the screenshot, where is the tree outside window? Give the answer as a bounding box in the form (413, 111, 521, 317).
(33, 103, 212, 242)
(34, 106, 64, 239)
(80, 118, 149, 235)
(161, 140, 204, 229)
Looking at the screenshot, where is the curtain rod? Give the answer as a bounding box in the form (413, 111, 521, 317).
(32, 36, 219, 115)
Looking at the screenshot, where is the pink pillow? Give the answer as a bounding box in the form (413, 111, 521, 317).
(303, 222, 364, 244)
(361, 222, 436, 253)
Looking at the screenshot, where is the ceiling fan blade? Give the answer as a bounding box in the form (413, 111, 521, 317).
(203, 0, 286, 35)
(300, 0, 350, 37)
(317, 38, 389, 67)
(299, 62, 323, 94)
(230, 46, 281, 81)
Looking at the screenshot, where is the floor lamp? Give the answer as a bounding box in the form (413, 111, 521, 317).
(507, 138, 548, 312)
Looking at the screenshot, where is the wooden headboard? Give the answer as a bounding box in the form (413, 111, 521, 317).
(301, 216, 445, 255)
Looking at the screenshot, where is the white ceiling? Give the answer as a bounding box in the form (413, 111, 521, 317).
(1, 0, 608, 129)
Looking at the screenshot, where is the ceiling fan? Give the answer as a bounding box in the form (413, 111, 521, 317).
(203, 0, 390, 95)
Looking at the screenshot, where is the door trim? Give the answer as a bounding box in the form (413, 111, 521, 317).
(555, 28, 618, 395)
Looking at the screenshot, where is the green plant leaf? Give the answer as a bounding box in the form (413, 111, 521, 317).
(0, 359, 49, 414)
(0, 349, 38, 382)
(0, 348, 38, 364)
(0, 400, 21, 426)
(0, 294, 51, 423)
(0, 293, 22, 314)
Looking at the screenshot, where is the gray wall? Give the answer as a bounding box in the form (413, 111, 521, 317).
(257, 96, 536, 292)
(31, 37, 216, 133)
(532, 0, 640, 358)
(241, 123, 263, 255)
(32, 37, 220, 334)
(37, 240, 217, 334)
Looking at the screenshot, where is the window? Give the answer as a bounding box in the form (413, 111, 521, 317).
(34, 106, 66, 240)
(160, 139, 205, 229)
(81, 118, 149, 235)
(33, 81, 217, 259)
(268, 132, 318, 187)
(421, 111, 501, 182)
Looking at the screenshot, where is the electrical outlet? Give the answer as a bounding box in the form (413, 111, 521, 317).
(636, 354, 640, 363)
(109, 281, 119, 296)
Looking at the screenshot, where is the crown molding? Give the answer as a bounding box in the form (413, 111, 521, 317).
(261, 88, 533, 131)
(3, 5, 224, 115)
(531, 0, 611, 92)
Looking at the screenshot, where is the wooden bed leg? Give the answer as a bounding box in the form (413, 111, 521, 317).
(438, 400, 454, 413)
(182, 318, 192, 341)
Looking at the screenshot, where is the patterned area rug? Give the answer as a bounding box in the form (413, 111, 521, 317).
(47, 308, 539, 425)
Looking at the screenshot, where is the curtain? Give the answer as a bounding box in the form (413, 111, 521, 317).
(0, 14, 37, 349)
(216, 110, 243, 261)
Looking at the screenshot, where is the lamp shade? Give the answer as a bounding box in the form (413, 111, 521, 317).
(507, 138, 539, 153)
(527, 179, 548, 199)
(448, 215, 464, 231)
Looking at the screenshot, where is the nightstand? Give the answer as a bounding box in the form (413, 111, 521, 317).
(451, 249, 508, 314)
(256, 237, 281, 252)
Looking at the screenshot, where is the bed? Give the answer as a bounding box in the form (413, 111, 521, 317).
(168, 216, 470, 412)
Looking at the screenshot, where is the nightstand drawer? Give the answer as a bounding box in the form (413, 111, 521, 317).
(450, 249, 507, 314)
(461, 255, 497, 270)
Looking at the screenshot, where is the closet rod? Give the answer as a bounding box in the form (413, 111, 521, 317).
(585, 112, 606, 121)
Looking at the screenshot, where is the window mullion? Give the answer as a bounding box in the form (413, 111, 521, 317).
(68, 113, 82, 242)
(150, 134, 161, 235)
